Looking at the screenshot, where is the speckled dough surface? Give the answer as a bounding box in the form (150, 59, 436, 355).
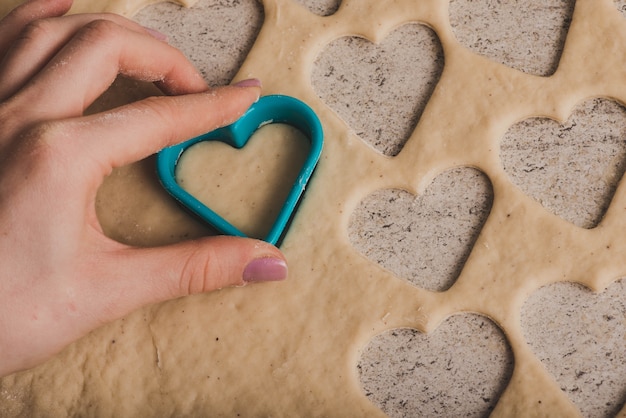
(176, 124, 310, 239)
(0, 0, 625, 417)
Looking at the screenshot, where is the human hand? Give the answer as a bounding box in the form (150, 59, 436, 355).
(0, 0, 287, 377)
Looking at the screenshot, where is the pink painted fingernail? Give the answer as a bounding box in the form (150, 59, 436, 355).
(233, 78, 262, 88)
(144, 27, 168, 42)
(243, 258, 288, 283)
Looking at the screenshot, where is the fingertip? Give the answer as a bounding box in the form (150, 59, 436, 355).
(232, 78, 262, 89)
(201, 84, 262, 127)
(142, 26, 168, 43)
(170, 235, 287, 292)
(243, 257, 288, 283)
(225, 82, 262, 102)
(207, 236, 287, 287)
(230, 80, 262, 106)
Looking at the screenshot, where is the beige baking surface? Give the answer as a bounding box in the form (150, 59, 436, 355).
(1, 0, 625, 416)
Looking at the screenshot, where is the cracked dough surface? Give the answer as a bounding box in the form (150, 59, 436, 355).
(1, 0, 626, 416)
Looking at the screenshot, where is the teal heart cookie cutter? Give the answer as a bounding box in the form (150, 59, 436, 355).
(157, 94, 324, 246)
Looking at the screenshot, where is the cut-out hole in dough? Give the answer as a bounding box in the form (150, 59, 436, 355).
(134, 0, 263, 85)
(293, 0, 341, 16)
(500, 98, 626, 229)
(522, 280, 626, 418)
(312, 23, 444, 156)
(349, 168, 493, 291)
(358, 315, 514, 417)
(449, 0, 575, 76)
(175, 124, 311, 240)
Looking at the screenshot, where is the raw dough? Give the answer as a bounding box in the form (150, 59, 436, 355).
(0, 0, 625, 417)
(176, 124, 310, 239)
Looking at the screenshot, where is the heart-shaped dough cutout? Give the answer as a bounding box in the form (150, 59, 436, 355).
(359, 314, 513, 417)
(349, 167, 493, 291)
(522, 280, 626, 417)
(175, 124, 310, 240)
(500, 98, 626, 229)
(135, 0, 263, 85)
(312, 23, 443, 156)
(449, 0, 575, 76)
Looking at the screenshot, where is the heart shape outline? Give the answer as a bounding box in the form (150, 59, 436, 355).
(312, 23, 444, 156)
(157, 95, 324, 245)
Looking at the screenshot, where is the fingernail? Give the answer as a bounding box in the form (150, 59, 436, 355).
(233, 78, 262, 88)
(243, 258, 288, 283)
(144, 27, 168, 42)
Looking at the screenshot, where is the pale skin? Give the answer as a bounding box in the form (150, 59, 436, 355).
(0, 0, 287, 377)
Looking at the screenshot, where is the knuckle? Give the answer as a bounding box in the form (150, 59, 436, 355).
(73, 19, 122, 48)
(18, 121, 71, 170)
(10, 119, 104, 194)
(178, 246, 225, 295)
(0, 102, 22, 144)
(18, 18, 56, 44)
(0, 121, 66, 189)
(25, 120, 64, 147)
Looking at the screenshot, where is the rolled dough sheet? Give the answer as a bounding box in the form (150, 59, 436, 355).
(0, 0, 625, 417)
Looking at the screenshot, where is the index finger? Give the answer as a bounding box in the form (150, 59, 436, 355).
(60, 84, 262, 175)
(9, 18, 208, 124)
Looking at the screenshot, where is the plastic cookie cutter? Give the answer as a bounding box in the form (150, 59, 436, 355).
(157, 94, 324, 246)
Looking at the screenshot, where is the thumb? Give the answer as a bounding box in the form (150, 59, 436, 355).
(92, 236, 287, 318)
